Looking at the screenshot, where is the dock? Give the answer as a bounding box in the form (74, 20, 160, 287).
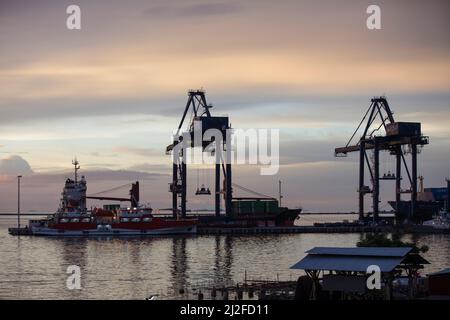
(7, 223, 448, 237)
(198, 225, 393, 235)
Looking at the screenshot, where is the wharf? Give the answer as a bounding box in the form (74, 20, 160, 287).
(8, 224, 448, 237)
(198, 225, 393, 235)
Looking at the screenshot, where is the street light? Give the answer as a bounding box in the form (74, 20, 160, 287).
(17, 175, 22, 233)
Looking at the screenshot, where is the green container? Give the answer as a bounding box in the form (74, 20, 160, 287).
(267, 201, 279, 213)
(253, 201, 265, 213)
(232, 199, 280, 215)
(232, 201, 251, 214)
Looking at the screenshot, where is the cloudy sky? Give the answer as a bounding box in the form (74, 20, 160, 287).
(0, 0, 449, 212)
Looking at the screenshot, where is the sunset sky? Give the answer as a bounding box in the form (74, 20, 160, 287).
(0, 0, 449, 212)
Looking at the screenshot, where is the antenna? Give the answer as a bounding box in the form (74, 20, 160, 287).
(72, 157, 80, 183)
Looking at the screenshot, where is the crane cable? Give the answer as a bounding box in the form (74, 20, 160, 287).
(232, 182, 276, 199)
(346, 103, 373, 147)
(88, 182, 132, 196)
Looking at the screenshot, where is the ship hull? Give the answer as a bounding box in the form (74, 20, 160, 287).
(29, 217, 198, 236)
(31, 225, 197, 236)
(388, 200, 440, 222)
(196, 208, 301, 228)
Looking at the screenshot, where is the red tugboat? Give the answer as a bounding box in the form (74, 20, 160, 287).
(28, 160, 197, 236)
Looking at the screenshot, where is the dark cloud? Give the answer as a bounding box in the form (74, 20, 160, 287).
(1, 92, 448, 129)
(29, 169, 164, 184)
(127, 163, 170, 173)
(0, 96, 182, 125)
(112, 146, 162, 157)
(142, 2, 243, 19)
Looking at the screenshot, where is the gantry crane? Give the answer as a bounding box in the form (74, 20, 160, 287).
(166, 90, 232, 218)
(335, 97, 429, 221)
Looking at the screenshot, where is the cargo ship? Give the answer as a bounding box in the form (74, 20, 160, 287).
(195, 197, 301, 228)
(21, 161, 197, 236)
(9, 158, 300, 236)
(388, 200, 440, 222)
(388, 177, 449, 222)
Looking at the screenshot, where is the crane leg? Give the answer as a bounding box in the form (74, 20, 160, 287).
(395, 152, 401, 220)
(359, 141, 365, 220)
(411, 144, 418, 219)
(215, 163, 220, 217)
(373, 139, 379, 220)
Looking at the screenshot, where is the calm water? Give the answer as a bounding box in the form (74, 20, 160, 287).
(1, 215, 449, 299)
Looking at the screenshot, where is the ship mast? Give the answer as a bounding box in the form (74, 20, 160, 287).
(72, 158, 80, 183)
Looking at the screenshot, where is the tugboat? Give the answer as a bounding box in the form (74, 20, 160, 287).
(25, 160, 197, 236)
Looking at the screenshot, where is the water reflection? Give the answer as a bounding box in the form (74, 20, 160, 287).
(212, 235, 233, 287)
(170, 236, 188, 296)
(169, 235, 235, 297)
(60, 238, 88, 268)
(1, 216, 449, 299)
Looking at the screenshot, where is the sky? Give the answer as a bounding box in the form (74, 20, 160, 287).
(0, 0, 449, 212)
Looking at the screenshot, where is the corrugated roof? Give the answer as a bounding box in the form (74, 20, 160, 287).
(306, 247, 412, 257)
(429, 268, 450, 276)
(290, 255, 404, 273)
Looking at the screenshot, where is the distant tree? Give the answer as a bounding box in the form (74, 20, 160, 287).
(357, 233, 428, 254)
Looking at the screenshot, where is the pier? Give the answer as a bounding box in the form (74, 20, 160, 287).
(198, 225, 393, 235)
(8, 223, 449, 237)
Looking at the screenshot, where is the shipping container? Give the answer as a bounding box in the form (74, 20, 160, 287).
(232, 199, 279, 215)
(424, 187, 448, 201)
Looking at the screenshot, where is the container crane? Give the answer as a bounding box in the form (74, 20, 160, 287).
(166, 90, 232, 218)
(335, 97, 429, 221)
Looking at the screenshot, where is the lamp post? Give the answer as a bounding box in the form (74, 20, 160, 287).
(17, 175, 22, 233)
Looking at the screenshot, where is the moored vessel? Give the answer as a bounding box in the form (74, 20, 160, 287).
(20, 160, 197, 236)
(422, 211, 450, 230)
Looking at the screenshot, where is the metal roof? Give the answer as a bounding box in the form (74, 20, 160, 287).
(429, 268, 450, 276)
(290, 255, 404, 273)
(306, 247, 412, 257)
(290, 247, 419, 273)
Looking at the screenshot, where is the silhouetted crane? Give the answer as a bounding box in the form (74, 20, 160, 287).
(335, 97, 429, 221)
